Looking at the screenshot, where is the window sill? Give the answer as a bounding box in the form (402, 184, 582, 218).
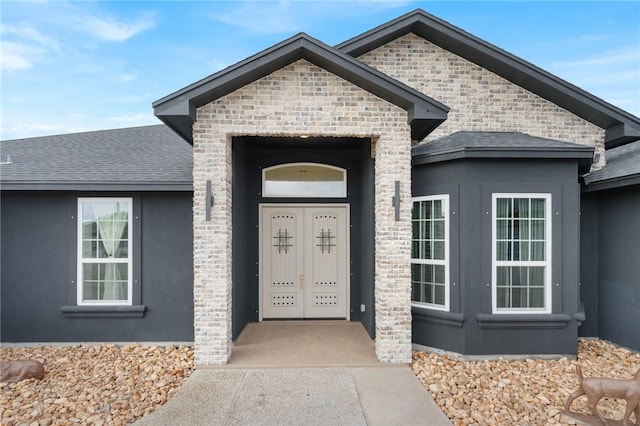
(412, 306, 465, 328)
(60, 305, 146, 319)
(476, 313, 571, 329)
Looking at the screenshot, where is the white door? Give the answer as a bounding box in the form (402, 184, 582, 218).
(261, 205, 348, 319)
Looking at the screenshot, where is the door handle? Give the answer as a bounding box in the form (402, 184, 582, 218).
(299, 270, 304, 289)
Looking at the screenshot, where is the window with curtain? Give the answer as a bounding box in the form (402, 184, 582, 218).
(78, 198, 132, 305)
(411, 195, 449, 311)
(492, 194, 551, 313)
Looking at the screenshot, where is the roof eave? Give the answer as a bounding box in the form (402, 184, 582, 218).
(153, 33, 449, 144)
(412, 146, 594, 171)
(0, 181, 194, 192)
(338, 9, 640, 148)
(582, 174, 640, 192)
(605, 123, 640, 149)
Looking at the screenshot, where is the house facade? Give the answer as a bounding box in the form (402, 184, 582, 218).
(2, 10, 639, 365)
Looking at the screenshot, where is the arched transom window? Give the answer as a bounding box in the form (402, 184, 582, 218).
(262, 163, 347, 198)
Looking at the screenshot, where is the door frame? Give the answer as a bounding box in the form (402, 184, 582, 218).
(258, 203, 351, 321)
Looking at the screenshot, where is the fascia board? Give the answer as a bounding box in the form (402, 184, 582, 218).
(412, 147, 594, 166)
(605, 123, 640, 149)
(582, 174, 640, 192)
(0, 182, 194, 191)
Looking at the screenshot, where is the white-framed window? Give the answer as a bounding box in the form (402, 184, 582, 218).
(77, 198, 132, 305)
(262, 163, 347, 198)
(411, 195, 449, 311)
(492, 194, 551, 314)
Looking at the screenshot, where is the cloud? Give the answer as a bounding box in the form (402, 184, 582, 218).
(0, 4, 156, 74)
(212, 1, 302, 35)
(1, 25, 62, 53)
(0, 25, 59, 72)
(116, 94, 148, 104)
(120, 72, 139, 83)
(547, 46, 640, 116)
(0, 111, 159, 140)
(0, 119, 91, 140)
(211, 0, 412, 35)
(107, 113, 158, 125)
(77, 13, 156, 42)
(0, 41, 36, 71)
(550, 47, 639, 69)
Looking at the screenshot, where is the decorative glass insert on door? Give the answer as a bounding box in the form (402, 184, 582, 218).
(273, 228, 293, 254)
(312, 214, 338, 289)
(270, 214, 297, 291)
(316, 228, 336, 254)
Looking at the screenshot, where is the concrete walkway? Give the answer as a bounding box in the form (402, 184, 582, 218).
(134, 366, 452, 426)
(135, 321, 452, 425)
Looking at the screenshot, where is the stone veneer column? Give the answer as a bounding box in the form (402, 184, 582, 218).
(191, 59, 413, 365)
(374, 135, 413, 364)
(192, 129, 233, 365)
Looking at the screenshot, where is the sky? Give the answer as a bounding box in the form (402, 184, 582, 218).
(1, 1, 639, 141)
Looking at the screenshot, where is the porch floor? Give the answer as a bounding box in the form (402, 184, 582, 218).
(229, 320, 379, 367)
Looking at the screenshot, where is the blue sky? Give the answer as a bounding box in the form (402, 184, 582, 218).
(1, 1, 639, 140)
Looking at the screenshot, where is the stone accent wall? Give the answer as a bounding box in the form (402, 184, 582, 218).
(193, 59, 413, 365)
(358, 33, 606, 168)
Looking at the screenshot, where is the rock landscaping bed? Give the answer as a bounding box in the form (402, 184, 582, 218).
(413, 339, 640, 425)
(0, 344, 194, 426)
(2, 339, 638, 425)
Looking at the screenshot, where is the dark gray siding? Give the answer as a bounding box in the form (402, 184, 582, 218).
(578, 193, 599, 337)
(232, 140, 251, 339)
(1, 191, 193, 342)
(412, 159, 583, 355)
(596, 187, 640, 350)
(358, 142, 376, 338)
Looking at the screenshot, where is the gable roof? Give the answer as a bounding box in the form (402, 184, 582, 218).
(153, 32, 449, 143)
(336, 9, 640, 149)
(583, 141, 640, 191)
(411, 131, 594, 172)
(0, 125, 193, 191)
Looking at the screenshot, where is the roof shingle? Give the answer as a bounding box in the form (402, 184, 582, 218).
(584, 141, 640, 188)
(0, 125, 192, 190)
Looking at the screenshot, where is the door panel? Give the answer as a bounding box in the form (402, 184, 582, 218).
(261, 208, 304, 318)
(261, 205, 348, 319)
(305, 209, 347, 318)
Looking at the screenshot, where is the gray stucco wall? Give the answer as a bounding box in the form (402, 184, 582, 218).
(578, 193, 599, 338)
(591, 187, 640, 350)
(412, 158, 583, 355)
(1, 191, 194, 342)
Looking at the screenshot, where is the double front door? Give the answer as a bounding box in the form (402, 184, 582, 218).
(260, 205, 348, 319)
